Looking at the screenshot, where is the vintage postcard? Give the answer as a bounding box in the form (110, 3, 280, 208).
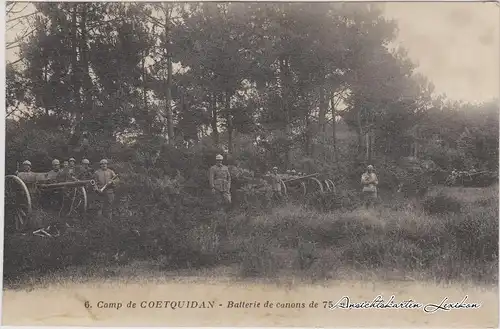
(1, 1, 499, 327)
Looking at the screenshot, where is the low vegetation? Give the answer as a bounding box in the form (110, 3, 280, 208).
(4, 184, 498, 287)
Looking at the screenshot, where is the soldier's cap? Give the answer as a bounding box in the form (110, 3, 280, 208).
(216, 154, 223, 160)
(69, 157, 76, 162)
(52, 159, 60, 165)
(367, 165, 374, 170)
(100, 159, 108, 164)
(82, 159, 90, 164)
(23, 160, 32, 166)
(273, 166, 278, 170)
(291, 170, 296, 173)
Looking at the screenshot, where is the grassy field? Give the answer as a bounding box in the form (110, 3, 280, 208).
(3, 184, 498, 289)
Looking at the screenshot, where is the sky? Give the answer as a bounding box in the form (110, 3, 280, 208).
(4, 1, 500, 104)
(383, 2, 499, 104)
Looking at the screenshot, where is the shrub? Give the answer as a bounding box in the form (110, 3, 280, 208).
(422, 193, 462, 214)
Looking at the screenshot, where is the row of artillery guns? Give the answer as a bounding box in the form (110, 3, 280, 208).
(4, 171, 116, 233)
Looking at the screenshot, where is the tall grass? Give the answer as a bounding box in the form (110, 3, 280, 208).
(3, 184, 498, 286)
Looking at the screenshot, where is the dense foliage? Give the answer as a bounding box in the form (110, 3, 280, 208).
(6, 2, 498, 179)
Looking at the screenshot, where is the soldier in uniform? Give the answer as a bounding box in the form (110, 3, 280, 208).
(17, 160, 39, 198)
(361, 165, 378, 208)
(68, 158, 77, 177)
(17, 160, 33, 179)
(59, 157, 78, 182)
(43, 159, 65, 209)
(78, 158, 94, 180)
(94, 159, 119, 220)
(208, 154, 232, 207)
(46, 159, 63, 182)
(270, 166, 283, 203)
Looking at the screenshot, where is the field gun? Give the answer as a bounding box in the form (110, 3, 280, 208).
(282, 172, 320, 183)
(4, 174, 95, 233)
(37, 179, 96, 190)
(280, 173, 331, 198)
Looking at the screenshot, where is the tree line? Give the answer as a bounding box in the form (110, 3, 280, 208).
(5, 2, 499, 181)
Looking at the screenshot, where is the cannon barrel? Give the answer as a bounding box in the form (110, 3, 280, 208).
(283, 173, 320, 183)
(37, 179, 96, 189)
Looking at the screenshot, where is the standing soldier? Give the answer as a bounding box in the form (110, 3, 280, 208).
(208, 154, 232, 208)
(60, 157, 77, 181)
(17, 160, 38, 196)
(44, 159, 64, 209)
(94, 159, 119, 220)
(17, 160, 33, 179)
(361, 164, 378, 208)
(46, 159, 62, 182)
(270, 166, 283, 203)
(68, 158, 77, 177)
(78, 158, 94, 180)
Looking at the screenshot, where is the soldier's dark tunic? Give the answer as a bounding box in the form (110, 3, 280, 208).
(361, 172, 378, 207)
(209, 164, 232, 204)
(94, 168, 117, 219)
(77, 166, 94, 180)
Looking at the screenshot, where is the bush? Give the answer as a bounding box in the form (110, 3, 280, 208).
(422, 193, 462, 214)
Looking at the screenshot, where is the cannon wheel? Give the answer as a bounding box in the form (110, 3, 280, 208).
(62, 186, 88, 217)
(5, 175, 32, 232)
(327, 179, 336, 194)
(279, 179, 288, 197)
(308, 177, 325, 194)
(323, 180, 332, 192)
(285, 181, 307, 199)
(299, 181, 307, 197)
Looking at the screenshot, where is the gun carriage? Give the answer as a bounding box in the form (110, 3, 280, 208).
(445, 170, 498, 187)
(278, 173, 336, 199)
(4, 172, 96, 233)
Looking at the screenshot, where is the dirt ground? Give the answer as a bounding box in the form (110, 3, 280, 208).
(2, 271, 498, 327)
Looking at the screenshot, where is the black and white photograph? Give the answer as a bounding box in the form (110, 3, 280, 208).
(2, 1, 499, 326)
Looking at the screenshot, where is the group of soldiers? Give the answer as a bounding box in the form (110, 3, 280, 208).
(16, 157, 119, 219)
(17, 153, 379, 221)
(207, 157, 291, 207)
(208, 154, 379, 208)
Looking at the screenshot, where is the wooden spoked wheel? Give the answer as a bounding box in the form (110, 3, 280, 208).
(327, 179, 336, 194)
(307, 177, 325, 194)
(5, 175, 32, 233)
(279, 179, 288, 198)
(52, 186, 89, 217)
(286, 181, 307, 200)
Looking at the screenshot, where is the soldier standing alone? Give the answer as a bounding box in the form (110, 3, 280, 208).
(209, 154, 232, 207)
(361, 164, 378, 208)
(270, 166, 283, 203)
(94, 159, 119, 220)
